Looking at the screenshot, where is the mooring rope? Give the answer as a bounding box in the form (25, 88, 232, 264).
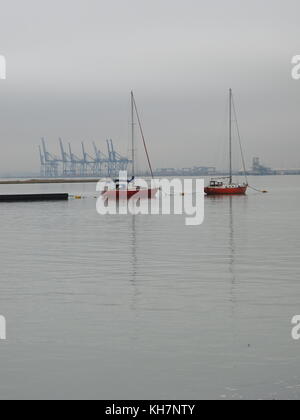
(248, 185, 268, 193)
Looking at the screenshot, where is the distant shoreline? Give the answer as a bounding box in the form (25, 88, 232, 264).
(0, 178, 100, 185)
(0, 173, 300, 185)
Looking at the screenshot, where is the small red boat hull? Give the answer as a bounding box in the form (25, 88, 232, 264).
(205, 185, 248, 196)
(102, 188, 158, 200)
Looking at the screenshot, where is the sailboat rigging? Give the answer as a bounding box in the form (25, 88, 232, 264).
(102, 92, 158, 200)
(205, 89, 248, 196)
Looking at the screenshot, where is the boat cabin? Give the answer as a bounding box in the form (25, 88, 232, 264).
(209, 180, 224, 187)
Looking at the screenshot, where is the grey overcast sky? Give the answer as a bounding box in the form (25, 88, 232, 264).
(0, 0, 300, 173)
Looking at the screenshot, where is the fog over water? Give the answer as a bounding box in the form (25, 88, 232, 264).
(0, 0, 300, 173)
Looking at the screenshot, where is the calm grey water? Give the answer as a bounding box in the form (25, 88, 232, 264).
(0, 175, 299, 400)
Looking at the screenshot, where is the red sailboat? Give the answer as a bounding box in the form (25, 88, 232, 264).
(102, 92, 158, 200)
(205, 89, 248, 196)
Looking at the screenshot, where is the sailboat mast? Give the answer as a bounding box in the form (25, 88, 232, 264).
(131, 91, 135, 178)
(132, 93, 155, 179)
(229, 88, 233, 184)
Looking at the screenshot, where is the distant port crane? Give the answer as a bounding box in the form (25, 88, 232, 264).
(106, 139, 130, 177)
(39, 138, 132, 178)
(41, 138, 60, 177)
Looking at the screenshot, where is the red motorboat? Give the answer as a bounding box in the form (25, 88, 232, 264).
(205, 89, 248, 196)
(101, 92, 157, 200)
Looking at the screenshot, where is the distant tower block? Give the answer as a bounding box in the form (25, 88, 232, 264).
(253, 157, 260, 171)
(252, 156, 273, 175)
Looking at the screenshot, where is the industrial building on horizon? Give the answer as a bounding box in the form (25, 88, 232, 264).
(155, 158, 300, 177)
(251, 157, 274, 175)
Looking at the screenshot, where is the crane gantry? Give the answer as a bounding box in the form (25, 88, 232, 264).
(39, 138, 132, 178)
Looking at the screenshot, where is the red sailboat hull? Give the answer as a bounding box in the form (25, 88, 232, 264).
(205, 185, 248, 196)
(102, 188, 158, 200)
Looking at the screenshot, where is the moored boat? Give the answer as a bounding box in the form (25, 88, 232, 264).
(205, 89, 248, 196)
(205, 181, 247, 196)
(101, 92, 157, 200)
